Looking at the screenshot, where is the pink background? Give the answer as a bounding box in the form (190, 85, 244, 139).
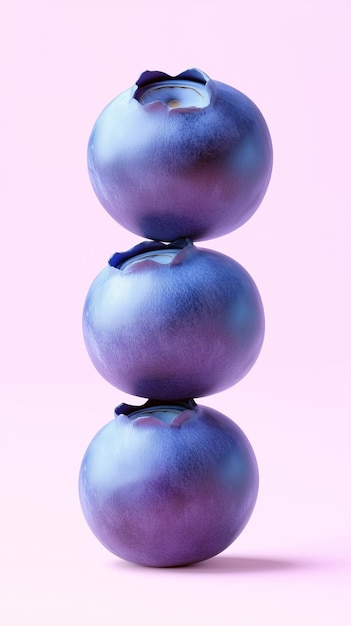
(1, 1, 350, 623)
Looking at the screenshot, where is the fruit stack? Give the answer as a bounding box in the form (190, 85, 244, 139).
(79, 69, 273, 567)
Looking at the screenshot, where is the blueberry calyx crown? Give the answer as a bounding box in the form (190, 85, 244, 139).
(108, 238, 192, 269)
(135, 68, 209, 90)
(134, 69, 211, 110)
(115, 398, 197, 427)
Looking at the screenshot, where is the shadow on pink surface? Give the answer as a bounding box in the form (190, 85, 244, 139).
(189, 555, 318, 574)
(111, 554, 320, 574)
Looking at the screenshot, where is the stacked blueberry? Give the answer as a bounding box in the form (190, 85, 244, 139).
(79, 69, 273, 567)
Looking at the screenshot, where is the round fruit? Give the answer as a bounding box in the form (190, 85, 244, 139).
(82, 239, 265, 399)
(79, 399, 259, 567)
(87, 68, 273, 241)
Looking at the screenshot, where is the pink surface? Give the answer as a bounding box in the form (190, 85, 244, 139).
(1, 1, 350, 624)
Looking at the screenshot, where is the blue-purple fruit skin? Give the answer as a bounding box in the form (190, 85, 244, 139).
(79, 400, 259, 567)
(87, 69, 273, 241)
(82, 240, 265, 400)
